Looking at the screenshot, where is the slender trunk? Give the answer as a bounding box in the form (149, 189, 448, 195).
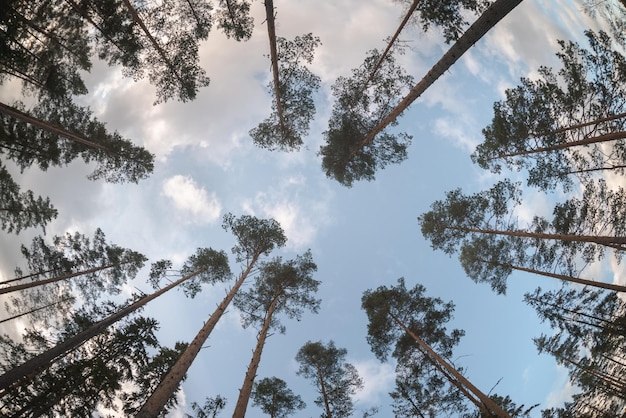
(561, 163, 626, 177)
(488, 131, 626, 161)
(531, 111, 626, 139)
(0, 63, 47, 91)
(474, 257, 626, 293)
(64, 0, 131, 57)
(9, 5, 85, 64)
(263, 0, 286, 131)
(0, 268, 58, 286)
(136, 254, 260, 417)
(0, 297, 73, 325)
(224, 0, 243, 35)
(413, 343, 486, 412)
(552, 351, 626, 393)
(0, 101, 112, 153)
(447, 225, 626, 247)
(363, 0, 421, 88)
(342, 0, 523, 168)
(316, 365, 333, 418)
(120, 0, 184, 86)
(0, 263, 125, 295)
(0, 267, 206, 392)
(232, 294, 280, 418)
(389, 312, 512, 418)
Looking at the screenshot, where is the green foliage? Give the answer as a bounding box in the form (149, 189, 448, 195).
(179, 247, 232, 298)
(251, 376, 306, 417)
(362, 278, 467, 416)
(395, 0, 493, 43)
(0, 160, 57, 234)
(319, 47, 414, 187)
(216, 0, 254, 41)
(235, 250, 320, 332)
(0, 98, 155, 183)
(189, 395, 227, 418)
(0, 310, 183, 417)
(420, 179, 626, 295)
(222, 213, 287, 263)
(295, 340, 363, 418)
(473, 30, 626, 191)
(250, 33, 322, 151)
(462, 394, 537, 417)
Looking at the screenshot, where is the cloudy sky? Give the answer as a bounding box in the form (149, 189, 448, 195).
(0, 0, 620, 416)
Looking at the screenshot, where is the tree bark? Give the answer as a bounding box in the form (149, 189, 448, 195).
(447, 225, 626, 247)
(0, 101, 113, 153)
(363, 0, 421, 88)
(316, 364, 333, 418)
(0, 266, 207, 392)
(474, 257, 626, 293)
(0, 263, 125, 295)
(232, 294, 280, 418)
(120, 0, 184, 86)
(389, 312, 512, 418)
(136, 253, 260, 417)
(489, 131, 626, 160)
(342, 0, 524, 169)
(0, 297, 73, 325)
(263, 0, 286, 131)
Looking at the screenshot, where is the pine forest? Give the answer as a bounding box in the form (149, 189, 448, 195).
(1, 0, 626, 416)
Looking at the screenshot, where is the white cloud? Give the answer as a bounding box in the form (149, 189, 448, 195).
(352, 359, 395, 406)
(433, 117, 481, 152)
(544, 364, 577, 409)
(162, 175, 222, 224)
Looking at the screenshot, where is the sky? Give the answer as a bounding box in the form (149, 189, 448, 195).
(0, 0, 621, 416)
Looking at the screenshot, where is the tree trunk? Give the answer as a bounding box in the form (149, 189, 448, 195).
(389, 312, 512, 418)
(448, 225, 626, 248)
(0, 263, 125, 295)
(120, 0, 184, 86)
(64, 0, 131, 58)
(0, 101, 112, 153)
(0, 297, 73, 325)
(531, 111, 626, 139)
(343, 0, 523, 168)
(0, 266, 207, 392)
(136, 253, 260, 417)
(0, 268, 58, 285)
(316, 364, 333, 418)
(232, 294, 280, 418)
(489, 131, 626, 160)
(475, 257, 626, 293)
(263, 0, 286, 132)
(363, 0, 421, 88)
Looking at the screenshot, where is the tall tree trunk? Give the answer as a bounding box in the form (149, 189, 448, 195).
(232, 294, 280, 418)
(363, 0, 421, 88)
(316, 364, 333, 418)
(0, 266, 207, 392)
(0, 101, 112, 153)
(531, 111, 626, 139)
(487, 131, 626, 161)
(0, 263, 126, 295)
(389, 312, 512, 418)
(120, 0, 184, 86)
(0, 297, 73, 325)
(447, 225, 626, 248)
(64, 0, 131, 58)
(136, 254, 261, 417)
(474, 257, 626, 293)
(263, 0, 286, 131)
(343, 0, 524, 168)
(0, 268, 58, 285)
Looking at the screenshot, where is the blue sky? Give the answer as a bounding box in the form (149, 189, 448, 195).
(0, 0, 621, 416)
